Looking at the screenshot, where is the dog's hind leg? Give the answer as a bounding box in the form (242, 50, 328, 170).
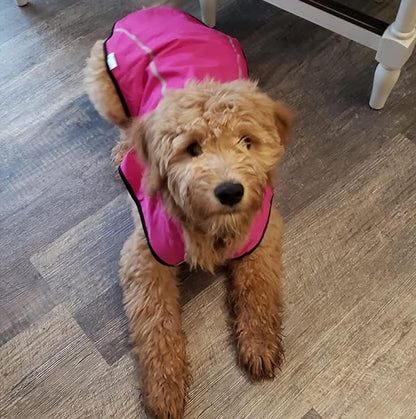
(228, 207, 284, 380)
(111, 130, 132, 168)
(120, 229, 189, 419)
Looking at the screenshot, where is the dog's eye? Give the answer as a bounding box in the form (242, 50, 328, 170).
(186, 142, 202, 157)
(239, 136, 252, 150)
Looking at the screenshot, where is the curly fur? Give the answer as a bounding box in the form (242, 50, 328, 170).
(85, 38, 293, 419)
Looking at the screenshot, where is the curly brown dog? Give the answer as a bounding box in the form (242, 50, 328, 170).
(85, 8, 293, 419)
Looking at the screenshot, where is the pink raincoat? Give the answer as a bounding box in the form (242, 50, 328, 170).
(105, 7, 273, 266)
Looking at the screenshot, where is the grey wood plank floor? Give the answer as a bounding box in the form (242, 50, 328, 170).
(1, 0, 415, 417)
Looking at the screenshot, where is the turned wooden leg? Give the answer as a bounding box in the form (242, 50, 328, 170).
(120, 230, 188, 419)
(369, 65, 401, 110)
(15, 0, 28, 6)
(228, 208, 284, 380)
(370, 0, 416, 109)
(199, 0, 217, 27)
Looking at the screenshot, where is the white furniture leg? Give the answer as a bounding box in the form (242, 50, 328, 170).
(199, 0, 217, 28)
(370, 0, 416, 109)
(15, 0, 28, 6)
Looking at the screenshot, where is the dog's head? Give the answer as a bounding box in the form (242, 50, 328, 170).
(128, 79, 293, 234)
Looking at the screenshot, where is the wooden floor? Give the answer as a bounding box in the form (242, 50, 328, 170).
(1, 0, 415, 417)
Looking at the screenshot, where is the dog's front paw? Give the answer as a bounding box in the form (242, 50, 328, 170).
(237, 328, 283, 381)
(143, 370, 188, 419)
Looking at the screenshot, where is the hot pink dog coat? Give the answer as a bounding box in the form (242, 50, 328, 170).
(105, 7, 273, 266)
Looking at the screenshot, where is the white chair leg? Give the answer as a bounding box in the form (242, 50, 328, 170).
(15, 0, 28, 6)
(369, 64, 401, 109)
(199, 0, 217, 28)
(370, 0, 416, 109)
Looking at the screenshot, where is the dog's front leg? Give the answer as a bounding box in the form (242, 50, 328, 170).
(120, 231, 189, 419)
(228, 207, 284, 380)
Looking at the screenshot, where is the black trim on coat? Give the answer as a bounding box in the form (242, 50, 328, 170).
(118, 166, 176, 267)
(230, 191, 274, 261)
(103, 23, 132, 118)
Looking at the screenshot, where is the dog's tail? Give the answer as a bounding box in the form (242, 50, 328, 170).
(84, 40, 130, 129)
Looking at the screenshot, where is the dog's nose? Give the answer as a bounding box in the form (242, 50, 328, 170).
(214, 182, 244, 206)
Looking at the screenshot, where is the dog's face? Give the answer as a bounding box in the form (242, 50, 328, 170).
(129, 80, 293, 233)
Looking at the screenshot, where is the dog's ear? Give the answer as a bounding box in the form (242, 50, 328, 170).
(274, 102, 294, 147)
(128, 117, 149, 161)
(127, 117, 163, 195)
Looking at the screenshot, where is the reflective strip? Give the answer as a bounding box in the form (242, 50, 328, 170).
(115, 27, 167, 93)
(227, 36, 243, 78)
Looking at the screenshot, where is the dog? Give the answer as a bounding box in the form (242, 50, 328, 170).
(85, 7, 293, 418)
